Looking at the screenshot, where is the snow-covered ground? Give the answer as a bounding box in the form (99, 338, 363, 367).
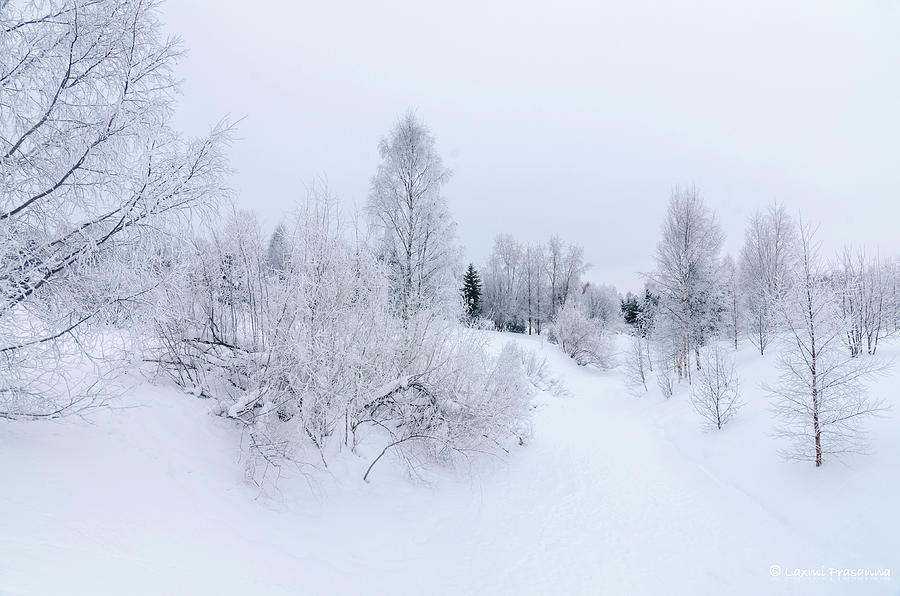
(2, 332, 897, 595)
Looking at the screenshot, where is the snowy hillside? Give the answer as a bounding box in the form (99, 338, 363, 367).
(2, 332, 896, 596)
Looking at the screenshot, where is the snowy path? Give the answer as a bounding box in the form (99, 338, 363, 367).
(1, 333, 897, 595)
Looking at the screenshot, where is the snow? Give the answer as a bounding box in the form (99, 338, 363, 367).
(2, 332, 897, 595)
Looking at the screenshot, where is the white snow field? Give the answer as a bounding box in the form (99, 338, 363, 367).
(1, 332, 897, 596)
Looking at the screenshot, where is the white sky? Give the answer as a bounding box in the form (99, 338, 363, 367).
(163, 0, 900, 292)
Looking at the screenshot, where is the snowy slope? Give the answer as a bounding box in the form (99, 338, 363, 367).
(1, 332, 897, 595)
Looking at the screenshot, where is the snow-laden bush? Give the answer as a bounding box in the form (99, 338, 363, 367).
(690, 344, 741, 429)
(468, 316, 496, 331)
(150, 195, 534, 484)
(502, 343, 566, 397)
(360, 332, 534, 481)
(547, 304, 614, 368)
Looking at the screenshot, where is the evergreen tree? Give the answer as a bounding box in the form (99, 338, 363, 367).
(638, 288, 659, 338)
(621, 292, 642, 326)
(267, 223, 290, 272)
(462, 263, 482, 320)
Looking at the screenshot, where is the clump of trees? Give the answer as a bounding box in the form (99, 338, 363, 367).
(480, 234, 592, 334)
(622, 289, 657, 394)
(477, 233, 621, 369)
(641, 186, 893, 465)
(835, 247, 895, 357)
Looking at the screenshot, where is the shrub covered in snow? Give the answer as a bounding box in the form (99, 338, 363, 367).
(150, 194, 535, 484)
(548, 304, 614, 368)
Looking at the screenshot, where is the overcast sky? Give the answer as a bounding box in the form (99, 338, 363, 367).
(162, 0, 900, 292)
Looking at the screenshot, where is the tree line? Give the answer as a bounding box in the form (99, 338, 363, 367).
(459, 235, 622, 369)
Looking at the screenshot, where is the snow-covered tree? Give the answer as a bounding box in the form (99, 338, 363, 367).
(482, 234, 525, 331)
(739, 202, 796, 355)
(550, 238, 588, 314)
(636, 288, 658, 339)
(545, 236, 564, 316)
(522, 242, 548, 335)
(624, 333, 649, 394)
(581, 282, 622, 329)
(621, 292, 642, 327)
(835, 247, 891, 356)
(482, 234, 591, 334)
(768, 221, 887, 467)
(721, 255, 740, 350)
(648, 186, 723, 382)
(461, 263, 482, 321)
(691, 344, 741, 430)
(367, 112, 457, 319)
(266, 223, 290, 273)
(0, 0, 230, 418)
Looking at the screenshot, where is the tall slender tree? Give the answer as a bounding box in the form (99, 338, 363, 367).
(523, 243, 547, 334)
(769, 220, 886, 467)
(739, 202, 796, 355)
(721, 255, 740, 349)
(367, 112, 456, 319)
(648, 186, 723, 382)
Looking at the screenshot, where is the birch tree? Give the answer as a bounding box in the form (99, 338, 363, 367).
(558, 241, 587, 311)
(691, 344, 741, 430)
(546, 236, 563, 316)
(768, 221, 887, 467)
(624, 333, 649, 394)
(648, 186, 723, 382)
(368, 112, 456, 319)
(522, 242, 547, 335)
(721, 255, 740, 349)
(739, 202, 796, 355)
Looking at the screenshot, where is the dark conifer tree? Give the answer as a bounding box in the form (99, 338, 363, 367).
(461, 263, 482, 320)
(621, 292, 642, 326)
